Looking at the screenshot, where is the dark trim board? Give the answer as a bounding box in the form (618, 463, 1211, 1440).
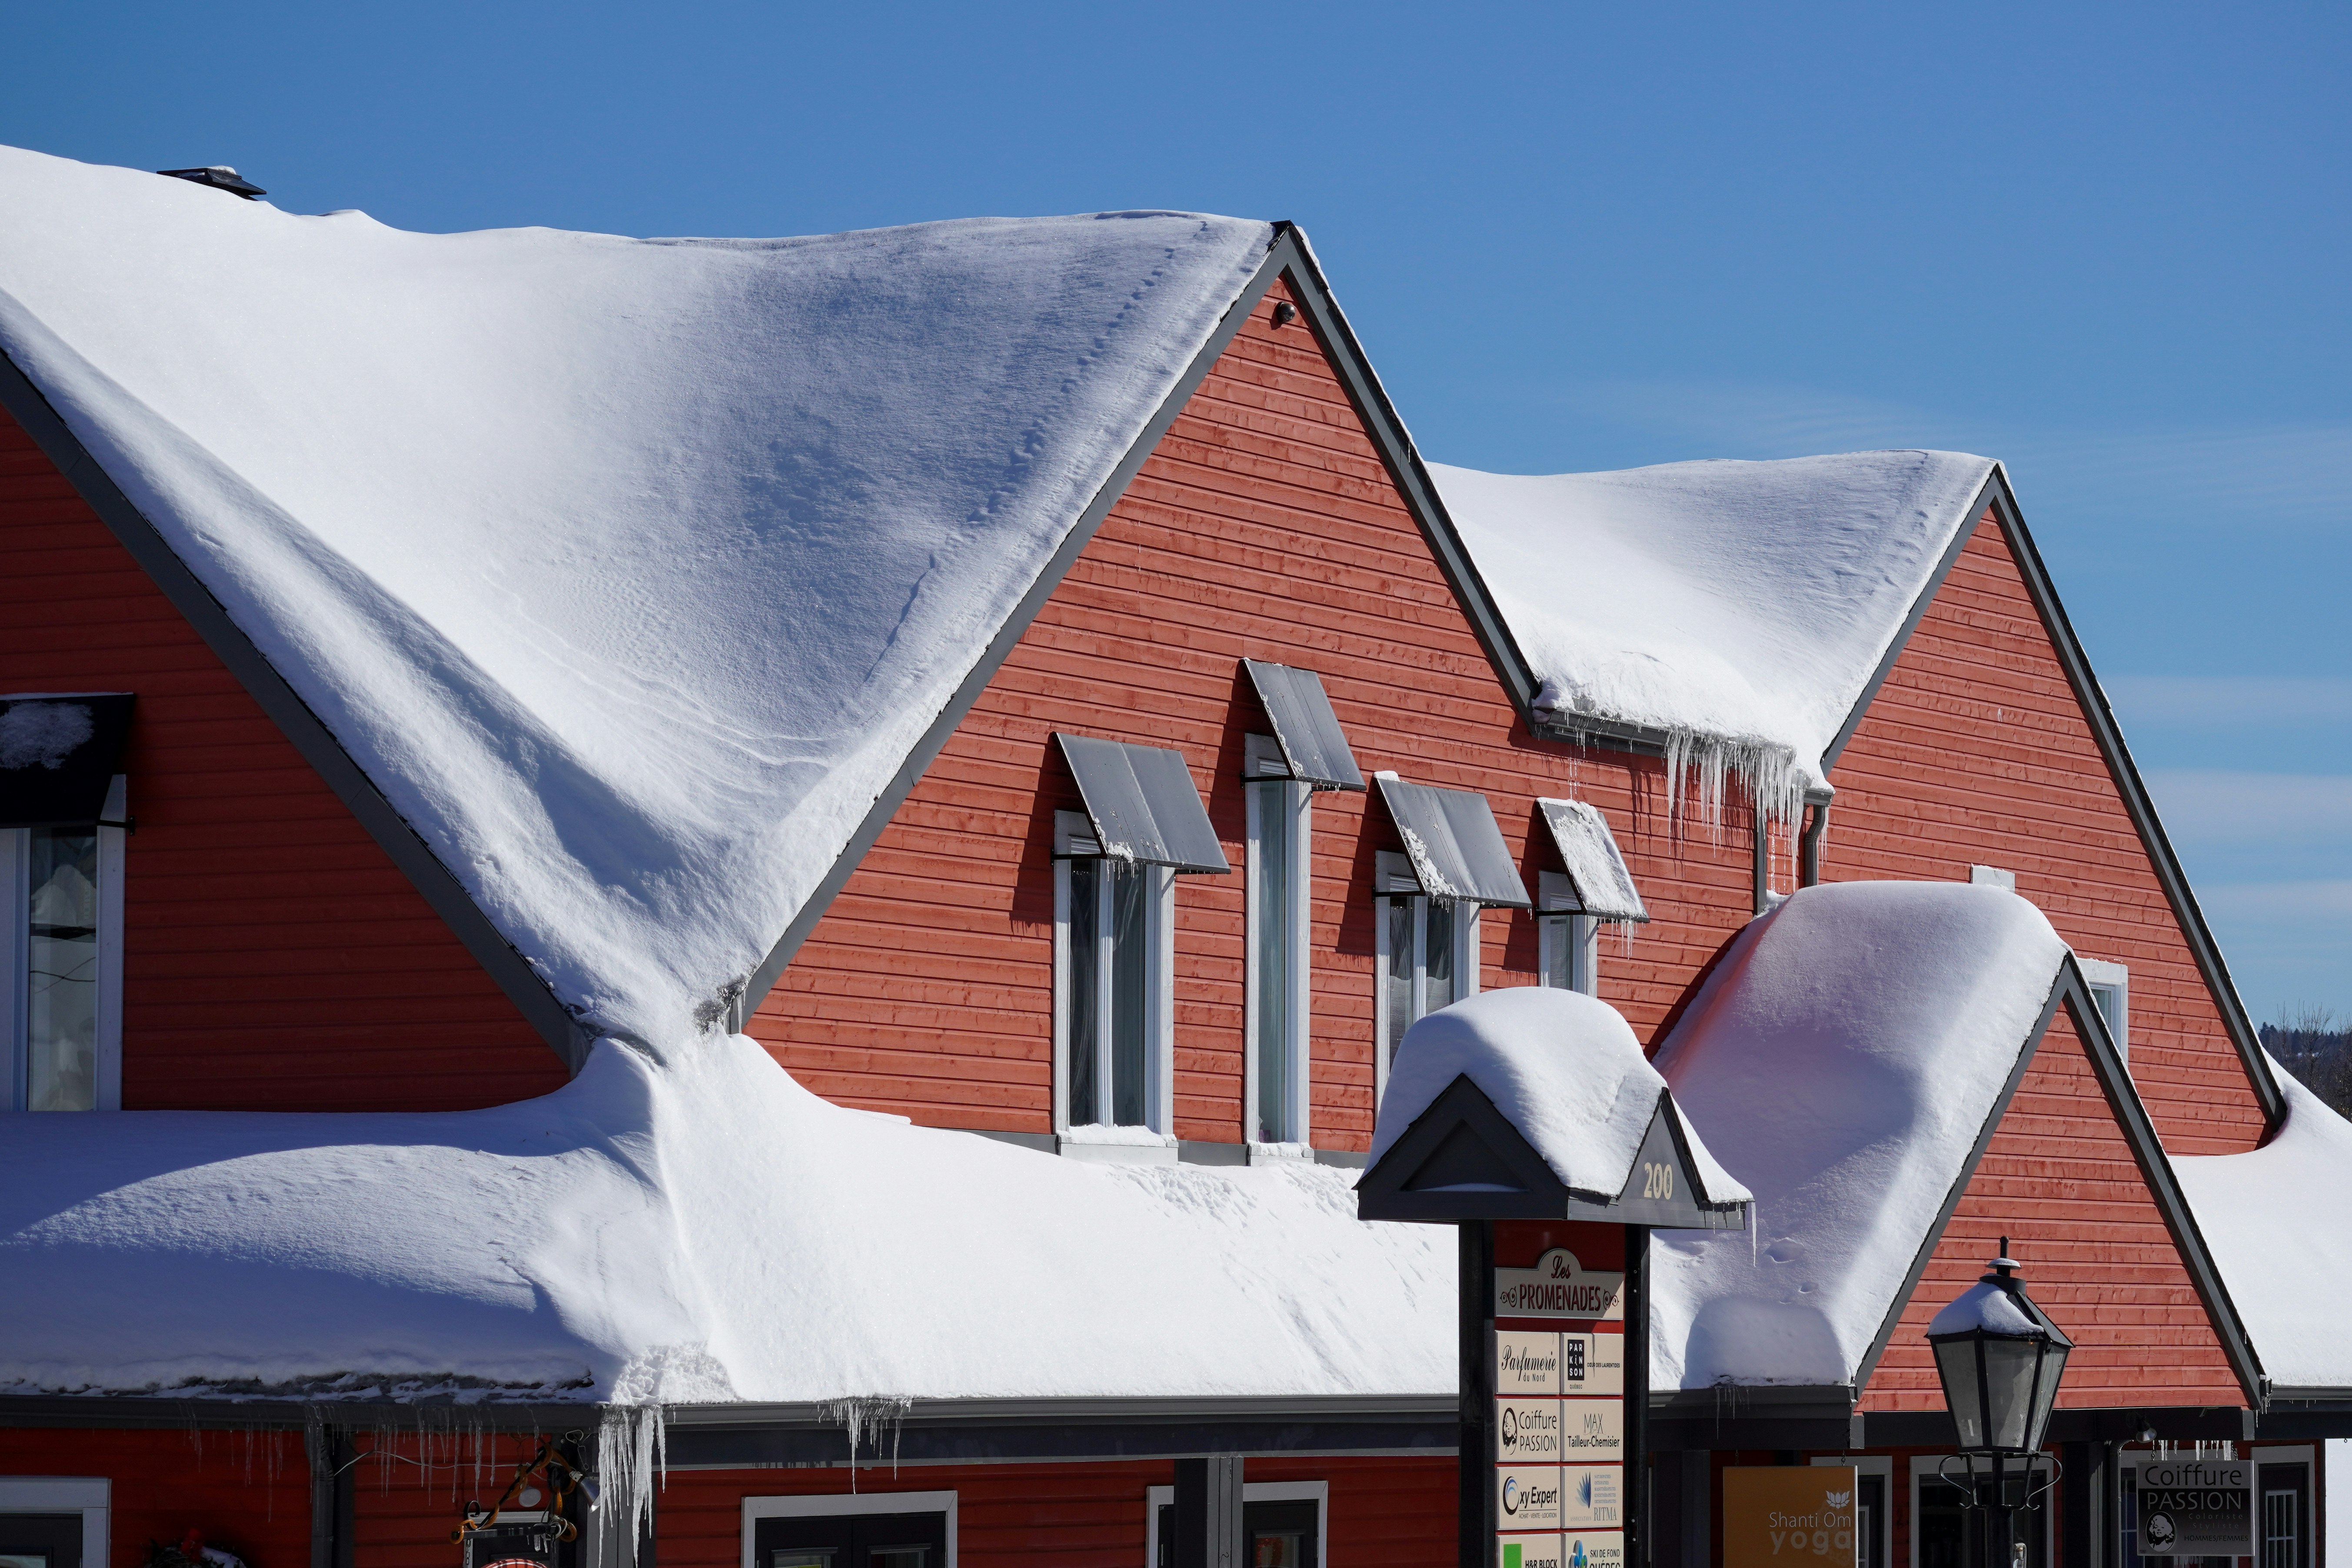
(1841, 956, 2264, 1411)
(1822, 464, 2282, 1125)
(0, 350, 590, 1068)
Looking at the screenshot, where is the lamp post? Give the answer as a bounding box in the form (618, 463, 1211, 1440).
(1926, 1238, 2073, 1568)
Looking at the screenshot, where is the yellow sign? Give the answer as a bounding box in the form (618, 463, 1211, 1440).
(1722, 1467, 1858, 1568)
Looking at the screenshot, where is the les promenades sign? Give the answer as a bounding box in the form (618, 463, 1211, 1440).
(1496, 1249, 1625, 1321)
(2136, 1460, 2254, 1557)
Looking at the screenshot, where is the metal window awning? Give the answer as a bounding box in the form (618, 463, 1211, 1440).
(1372, 774, 1530, 908)
(1053, 734, 1231, 874)
(1536, 797, 1649, 923)
(0, 692, 134, 828)
(1240, 660, 1365, 791)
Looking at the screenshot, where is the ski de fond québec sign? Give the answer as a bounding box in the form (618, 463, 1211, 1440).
(1495, 1248, 1627, 1568)
(2136, 1458, 2254, 1557)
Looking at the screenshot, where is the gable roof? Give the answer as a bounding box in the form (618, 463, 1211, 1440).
(0, 145, 1284, 1055)
(1430, 451, 1997, 808)
(1647, 880, 2259, 1412)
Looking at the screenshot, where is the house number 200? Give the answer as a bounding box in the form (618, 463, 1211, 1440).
(1640, 1161, 1673, 1200)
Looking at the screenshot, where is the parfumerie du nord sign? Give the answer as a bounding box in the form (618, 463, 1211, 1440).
(2136, 1459, 2253, 1557)
(1495, 1248, 1625, 1321)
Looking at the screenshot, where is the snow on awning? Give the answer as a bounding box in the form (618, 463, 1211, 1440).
(0, 693, 133, 828)
(1240, 660, 1364, 792)
(1536, 797, 1648, 924)
(1054, 734, 1231, 874)
(1373, 774, 1530, 908)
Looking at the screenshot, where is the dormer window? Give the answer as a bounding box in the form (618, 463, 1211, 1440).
(1534, 797, 1647, 999)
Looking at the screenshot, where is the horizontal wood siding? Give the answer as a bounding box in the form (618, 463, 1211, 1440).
(1826, 516, 2267, 1156)
(1859, 1005, 2242, 1411)
(0, 1426, 310, 1568)
(751, 280, 1757, 1146)
(652, 1455, 1455, 1568)
(0, 405, 562, 1110)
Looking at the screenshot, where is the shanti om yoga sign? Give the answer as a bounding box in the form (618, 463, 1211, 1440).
(1723, 1466, 1859, 1568)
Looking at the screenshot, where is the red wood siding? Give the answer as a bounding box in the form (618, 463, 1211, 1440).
(1859, 1004, 2242, 1412)
(1826, 516, 2267, 1156)
(0, 1427, 310, 1568)
(749, 279, 1759, 1146)
(0, 405, 562, 1111)
(654, 1456, 1455, 1568)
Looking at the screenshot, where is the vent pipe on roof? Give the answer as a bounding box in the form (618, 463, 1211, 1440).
(157, 166, 266, 199)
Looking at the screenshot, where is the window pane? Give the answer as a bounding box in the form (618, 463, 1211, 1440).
(1069, 860, 1101, 1124)
(1253, 783, 1291, 1143)
(1109, 861, 1149, 1126)
(28, 828, 100, 1112)
(1382, 899, 1413, 1075)
(1543, 916, 1570, 989)
(1424, 899, 1454, 1012)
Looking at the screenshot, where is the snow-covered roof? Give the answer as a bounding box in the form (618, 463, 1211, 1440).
(2177, 1065, 2352, 1393)
(1370, 986, 1747, 1206)
(0, 144, 1273, 1051)
(1431, 452, 1998, 808)
(0, 1033, 1451, 1402)
(1647, 881, 2068, 1391)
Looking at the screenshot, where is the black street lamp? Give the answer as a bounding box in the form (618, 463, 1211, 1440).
(1927, 1239, 2073, 1568)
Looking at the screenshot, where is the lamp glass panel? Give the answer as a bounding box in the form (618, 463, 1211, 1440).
(2023, 1340, 2069, 1451)
(1933, 1339, 1986, 1449)
(1979, 1336, 2040, 1451)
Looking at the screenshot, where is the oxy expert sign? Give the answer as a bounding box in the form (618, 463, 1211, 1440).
(1723, 1466, 1859, 1568)
(2136, 1459, 2253, 1556)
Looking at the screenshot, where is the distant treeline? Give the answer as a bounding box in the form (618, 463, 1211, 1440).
(2262, 1005, 2352, 1118)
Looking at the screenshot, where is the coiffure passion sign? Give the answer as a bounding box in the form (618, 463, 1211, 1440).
(2135, 1458, 2254, 1557)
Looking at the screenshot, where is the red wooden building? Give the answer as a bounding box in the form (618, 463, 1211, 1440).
(0, 146, 2340, 1568)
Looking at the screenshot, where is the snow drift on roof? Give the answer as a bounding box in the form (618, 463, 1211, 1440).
(1370, 986, 1748, 1205)
(2177, 1065, 2352, 1392)
(0, 145, 1272, 1049)
(1646, 881, 2067, 1390)
(1430, 451, 1998, 813)
(0, 1032, 1450, 1402)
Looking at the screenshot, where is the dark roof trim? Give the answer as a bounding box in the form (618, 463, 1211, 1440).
(1823, 465, 2282, 1122)
(0, 350, 589, 1070)
(732, 224, 1550, 1025)
(1846, 957, 2264, 1411)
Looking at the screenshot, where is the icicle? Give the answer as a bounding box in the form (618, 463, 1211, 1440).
(1657, 729, 1806, 853)
(594, 1404, 667, 1568)
(821, 1397, 915, 1491)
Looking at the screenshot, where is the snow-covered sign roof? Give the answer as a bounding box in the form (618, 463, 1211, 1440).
(1430, 452, 1998, 811)
(0, 1034, 1451, 1403)
(2176, 1067, 2352, 1394)
(0, 144, 1274, 1051)
(1369, 986, 1747, 1207)
(1647, 880, 2069, 1391)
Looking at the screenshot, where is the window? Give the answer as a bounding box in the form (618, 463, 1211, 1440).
(2079, 958, 2129, 1061)
(743, 1491, 955, 1568)
(1533, 799, 1644, 1002)
(4, 781, 126, 1113)
(0, 1478, 109, 1568)
(1246, 777, 1311, 1146)
(1911, 1455, 2050, 1568)
(1539, 909, 1596, 995)
(1146, 1480, 1325, 1568)
(1374, 851, 1478, 1091)
(1048, 734, 1226, 1156)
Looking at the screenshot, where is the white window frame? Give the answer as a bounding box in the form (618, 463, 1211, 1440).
(1245, 779, 1313, 1150)
(0, 1476, 110, 1567)
(2077, 957, 2129, 1063)
(1909, 1454, 2052, 1568)
(1372, 884, 1480, 1105)
(1536, 872, 1599, 998)
(1051, 846, 1175, 1158)
(1143, 1479, 1328, 1568)
(1813, 1455, 1892, 1568)
(741, 1489, 958, 1568)
(3, 776, 126, 1112)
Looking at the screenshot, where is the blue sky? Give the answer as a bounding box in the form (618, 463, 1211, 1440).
(8, 0, 2345, 1024)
